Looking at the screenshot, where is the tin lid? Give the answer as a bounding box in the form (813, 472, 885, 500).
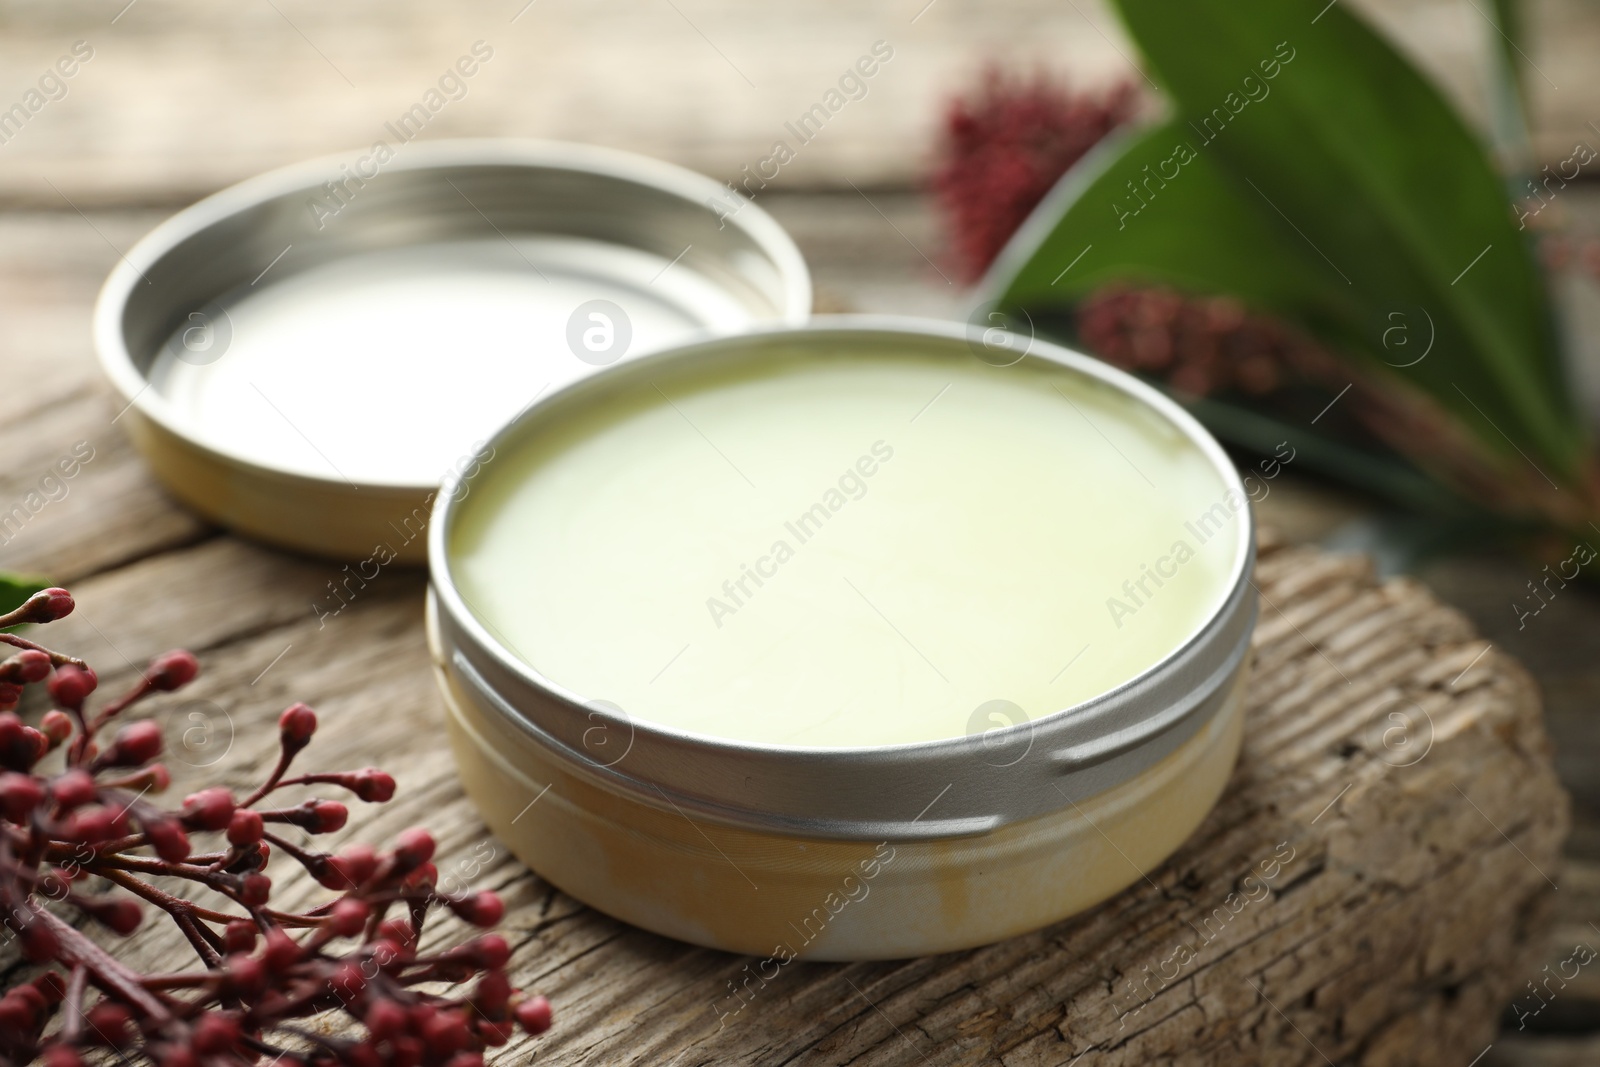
(428, 318, 1256, 841)
(93, 140, 811, 532)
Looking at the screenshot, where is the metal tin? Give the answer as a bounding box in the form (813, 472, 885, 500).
(427, 317, 1256, 959)
(93, 139, 811, 561)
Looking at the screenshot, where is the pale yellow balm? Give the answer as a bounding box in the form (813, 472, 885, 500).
(449, 344, 1243, 748)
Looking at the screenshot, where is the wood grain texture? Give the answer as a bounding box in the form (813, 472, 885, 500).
(0, 201, 1586, 1064)
(0, 0, 1588, 205)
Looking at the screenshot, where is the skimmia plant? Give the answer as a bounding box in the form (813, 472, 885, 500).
(0, 588, 551, 1067)
(947, 0, 1600, 544)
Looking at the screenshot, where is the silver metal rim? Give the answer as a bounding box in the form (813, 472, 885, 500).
(429, 316, 1256, 840)
(92, 137, 814, 493)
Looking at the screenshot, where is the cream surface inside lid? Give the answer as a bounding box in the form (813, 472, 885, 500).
(449, 343, 1245, 748)
(146, 238, 749, 485)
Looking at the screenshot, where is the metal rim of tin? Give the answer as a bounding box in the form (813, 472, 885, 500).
(428, 315, 1257, 842)
(91, 138, 813, 494)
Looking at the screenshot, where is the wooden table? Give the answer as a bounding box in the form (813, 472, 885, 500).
(0, 189, 1592, 1065)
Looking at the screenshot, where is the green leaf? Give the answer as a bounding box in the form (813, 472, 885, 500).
(986, 120, 1364, 347)
(990, 0, 1585, 483)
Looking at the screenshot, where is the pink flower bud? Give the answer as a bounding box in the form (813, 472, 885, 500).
(475, 969, 512, 1013)
(154, 1045, 198, 1067)
(146, 650, 199, 691)
(51, 769, 96, 810)
(364, 999, 409, 1042)
(279, 702, 317, 747)
(190, 1014, 240, 1056)
(262, 928, 300, 971)
(41, 1046, 85, 1067)
(223, 919, 257, 955)
(39, 710, 72, 746)
(225, 953, 266, 995)
(104, 720, 162, 767)
(331, 843, 378, 888)
(92, 898, 143, 936)
(422, 1012, 470, 1056)
(0, 683, 20, 712)
(227, 808, 264, 846)
(514, 994, 552, 1035)
(18, 588, 74, 624)
(449, 890, 505, 928)
(444, 1054, 484, 1067)
(0, 650, 52, 684)
(328, 897, 370, 938)
(470, 934, 511, 970)
(144, 818, 191, 863)
(180, 787, 235, 831)
(48, 666, 96, 709)
(394, 827, 436, 870)
(307, 799, 348, 834)
(0, 771, 44, 821)
(240, 873, 272, 906)
(18, 918, 58, 963)
(329, 961, 367, 1000)
(353, 768, 396, 802)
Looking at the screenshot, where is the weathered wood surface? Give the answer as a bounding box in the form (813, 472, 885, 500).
(0, 200, 1586, 1065)
(0, 0, 1593, 207)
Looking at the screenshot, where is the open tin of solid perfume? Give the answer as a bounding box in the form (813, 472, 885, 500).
(93, 140, 811, 561)
(427, 317, 1257, 960)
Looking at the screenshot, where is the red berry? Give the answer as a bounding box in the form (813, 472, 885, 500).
(86, 1002, 135, 1047)
(0, 993, 35, 1030)
(97, 899, 144, 935)
(472, 934, 511, 970)
(514, 994, 552, 1035)
(191, 1014, 240, 1056)
(180, 787, 235, 831)
(51, 769, 96, 810)
(328, 897, 370, 938)
(394, 828, 435, 869)
(364, 998, 409, 1042)
(329, 961, 367, 1000)
(279, 703, 317, 746)
(376, 917, 416, 951)
(423, 1011, 470, 1055)
(353, 768, 396, 803)
(105, 720, 163, 767)
(223, 919, 257, 955)
(307, 799, 348, 834)
(390, 1035, 424, 1067)
(240, 873, 271, 906)
(18, 919, 58, 963)
(0, 650, 52, 684)
(262, 928, 300, 971)
(144, 818, 191, 863)
(41, 1046, 84, 1067)
(444, 1054, 484, 1067)
(146, 650, 199, 691)
(227, 808, 264, 846)
(331, 843, 378, 887)
(450, 890, 504, 928)
(39, 710, 73, 746)
(225, 953, 267, 995)
(0, 771, 44, 821)
(48, 666, 96, 709)
(475, 969, 512, 1013)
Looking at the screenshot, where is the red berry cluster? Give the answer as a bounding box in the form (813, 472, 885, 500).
(0, 588, 550, 1067)
(1074, 285, 1342, 398)
(930, 67, 1137, 282)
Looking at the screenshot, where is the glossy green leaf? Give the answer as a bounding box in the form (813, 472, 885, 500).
(986, 119, 1363, 348)
(990, 0, 1585, 482)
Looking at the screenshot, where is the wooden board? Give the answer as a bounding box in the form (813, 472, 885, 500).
(0, 201, 1583, 1064)
(0, 0, 1592, 207)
